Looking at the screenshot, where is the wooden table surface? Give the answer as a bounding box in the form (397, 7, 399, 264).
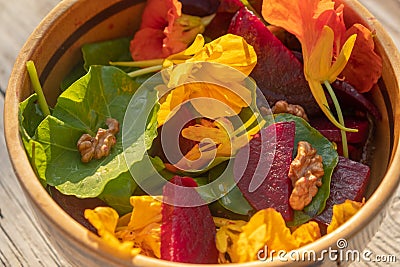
(1, 0, 399, 266)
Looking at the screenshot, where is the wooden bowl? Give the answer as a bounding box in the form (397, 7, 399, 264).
(4, 0, 400, 266)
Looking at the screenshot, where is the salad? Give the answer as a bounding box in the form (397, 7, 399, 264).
(19, 0, 382, 264)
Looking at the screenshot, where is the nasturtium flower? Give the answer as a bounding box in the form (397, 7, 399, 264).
(157, 34, 257, 126)
(174, 114, 264, 171)
(262, 0, 356, 133)
(84, 207, 140, 257)
(85, 196, 162, 258)
(164, 34, 257, 76)
(215, 208, 321, 263)
(327, 199, 365, 234)
(130, 0, 211, 60)
(340, 24, 382, 93)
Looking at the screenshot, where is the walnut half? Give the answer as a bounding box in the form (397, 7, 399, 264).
(272, 100, 309, 121)
(288, 141, 324, 210)
(77, 118, 120, 163)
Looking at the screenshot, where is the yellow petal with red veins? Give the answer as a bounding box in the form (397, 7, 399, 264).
(327, 199, 365, 234)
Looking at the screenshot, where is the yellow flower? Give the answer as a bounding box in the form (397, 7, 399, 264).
(84, 207, 140, 257)
(85, 196, 162, 258)
(157, 34, 257, 126)
(174, 114, 265, 171)
(327, 199, 365, 234)
(215, 208, 321, 263)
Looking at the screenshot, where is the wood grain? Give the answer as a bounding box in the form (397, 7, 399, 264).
(0, 0, 399, 266)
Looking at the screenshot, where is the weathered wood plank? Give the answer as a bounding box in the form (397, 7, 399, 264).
(0, 94, 70, 266)
(0, 0, 59, 91)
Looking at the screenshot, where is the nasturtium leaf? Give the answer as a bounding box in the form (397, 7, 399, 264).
(60, 61, 86, 91)
(19, 94, 45, 138)
(274, 113, 338, 226)
(18, 94, 47, 186)
(53, 66, 142, 133)
(28, 66, 159, 199)
(98, 171, 137, 215)
(82, 37, 134, 72)
(208, 162, 253, 216)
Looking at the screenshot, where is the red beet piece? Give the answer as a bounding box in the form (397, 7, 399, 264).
(203, 0, 243, 39)
(331, 80, 381, 120)
(314, 157, 370, 225)
(310, 117, 369, 144)
(229, 7, 320, 115)
(161, 176, 218, 263)
(233, 122, 295, 221)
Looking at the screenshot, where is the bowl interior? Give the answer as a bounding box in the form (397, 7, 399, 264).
(5, 0, 400, 266)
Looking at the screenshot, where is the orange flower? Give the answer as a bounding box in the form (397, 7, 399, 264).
(340, 24, 382, 93)
(262, 0, 357, 132)
(130, 0, 210, 60)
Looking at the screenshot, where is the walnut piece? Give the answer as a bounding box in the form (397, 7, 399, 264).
(77, 118, 119, 163)
(272, 100, 309, 121)
(288, 141, 324, 210)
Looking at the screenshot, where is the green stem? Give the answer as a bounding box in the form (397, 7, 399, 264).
(110, 59, 164, 68)
(127, 65, 163, 78)
(232, 112, 261, 136)
(324, 80, 348, 158)
(26, 61, 50, 116)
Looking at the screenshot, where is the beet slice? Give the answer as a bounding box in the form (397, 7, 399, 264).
(233, 122, 295, 221)
(310, 117, 369, 144)
(203, 0, 243, 39)
(314, 157, 370, 225)
(229, 7, 320, 116)
(161, 176, 218, 263)
(331, 80, 381, 120)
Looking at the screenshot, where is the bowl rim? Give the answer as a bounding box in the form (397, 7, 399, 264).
(4, 0, 400, 266)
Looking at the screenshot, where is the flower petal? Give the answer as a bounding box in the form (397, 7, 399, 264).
(128, 196, 162, 230)
(163, 34, 206, 67)
(292, 221, 321, 247)
(327, 199, 364, 234)
(130, 28, 165, 61)
(163, 14, 206, 57)
(140, 0, 180, 29)
(327, 33, 357, 82)
(84, 207, 140, 257)
(262, 0, 335, 56)
(235, 208, 298, 262)
(188, 34, 257, 76)
(341, 24, 382, 93)
(182, 124, 229, 144)
(305, 26, 334, 81)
